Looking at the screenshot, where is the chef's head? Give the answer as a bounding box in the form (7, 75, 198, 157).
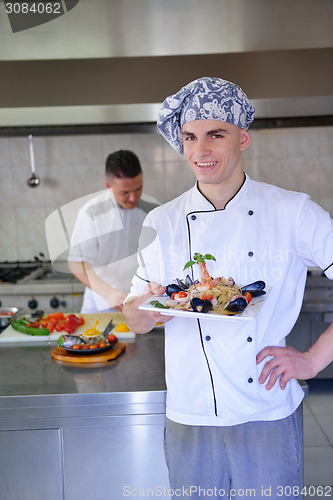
(104, 150, 143, 210)
(157, 77, 255, 156)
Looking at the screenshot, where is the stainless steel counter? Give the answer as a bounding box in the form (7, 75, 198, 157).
(0, 330, 166, 397)
(0, 330, 171, 500)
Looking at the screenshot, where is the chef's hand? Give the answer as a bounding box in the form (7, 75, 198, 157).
(105, 288, 128, 312)
(123, 281, 174, 334)
(142, 282, 174, 324)
(256, 345, 316, 390)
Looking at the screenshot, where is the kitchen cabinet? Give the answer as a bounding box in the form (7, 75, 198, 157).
(0, 429, 63, 500)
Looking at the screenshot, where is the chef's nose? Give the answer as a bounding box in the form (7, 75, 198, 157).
(193, 137, 211, 158)
(128, 192, 137, 202)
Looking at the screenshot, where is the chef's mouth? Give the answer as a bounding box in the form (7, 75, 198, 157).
(195, 161, 218, 168)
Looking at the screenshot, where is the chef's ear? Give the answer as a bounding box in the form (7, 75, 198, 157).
(104, 181, 111, 189)
(240, 129, 251, 151)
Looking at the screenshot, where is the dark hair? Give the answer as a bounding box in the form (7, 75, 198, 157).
(105, 150, 142, 179)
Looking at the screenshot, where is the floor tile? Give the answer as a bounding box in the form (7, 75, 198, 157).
(316, 415, 333, 446)
(303, 399, 312, 416)
(304, 446, 333, 486)
(305, 379, 333, 416)
(306, 394, 333, 416)
(303, 415, 331, 446)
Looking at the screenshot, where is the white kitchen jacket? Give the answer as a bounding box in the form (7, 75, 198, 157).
(127, 174, 333, 426)
(68, 189, 159, 311)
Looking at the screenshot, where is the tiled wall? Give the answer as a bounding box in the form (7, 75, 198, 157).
(0, 126, 332, 262)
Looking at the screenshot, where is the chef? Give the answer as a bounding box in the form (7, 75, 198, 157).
(123, 78, 333, 499)
(68, 149, 159, 313)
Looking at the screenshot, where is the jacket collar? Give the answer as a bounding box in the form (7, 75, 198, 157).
(192, 173, 251, 211)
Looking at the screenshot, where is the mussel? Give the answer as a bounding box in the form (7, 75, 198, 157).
(166, 283, 183, 297)
(190, 297, 213, 314)
(176, 274, 193, 291)
(241, 280, 266, 297)
(226, 297, 248, 313)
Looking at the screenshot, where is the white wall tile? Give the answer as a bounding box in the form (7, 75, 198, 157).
(0, 246, 18, 262)
(141, 161, 165, 203)
(0, 208, 17, 246)
(287, 127, 321, 158)
(72, 163, 105, 199)
(317, 197, 333, 218)
(44, 136, 73, 166)
(319, 157, 333, 198)
(102, 134, 134, 159)
(0, 167, 14, 208)
(42, 165, 75, 206)
(71, 135, 104, 165)
(164, 161, 196, 202)
(0, 138, 11, 167)
(132, 133, 164, 162)
(255, 128, 288, 158)
(320, 126, 333, 156)
(242, 158, 259, 181)
(163, 141, 183, 162)
(256, 158, 290, 190)
(287, 157, 321, 198)
(15, 207, 47, 249)
(10, 137, 30, 167)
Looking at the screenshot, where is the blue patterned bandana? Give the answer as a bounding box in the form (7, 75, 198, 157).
(157, 77, 255, 155)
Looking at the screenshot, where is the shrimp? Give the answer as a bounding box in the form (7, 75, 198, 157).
(195, 262, 216, 292)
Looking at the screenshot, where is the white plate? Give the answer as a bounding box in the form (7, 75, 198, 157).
(139, 287, 271, 321)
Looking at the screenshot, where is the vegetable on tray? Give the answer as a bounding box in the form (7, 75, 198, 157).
(11, 318, 50, 336)
(11, 313, 85, 336)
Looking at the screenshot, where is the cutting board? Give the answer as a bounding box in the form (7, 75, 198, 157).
(51, 342, 127, 363)
(0, 313, 135, 343)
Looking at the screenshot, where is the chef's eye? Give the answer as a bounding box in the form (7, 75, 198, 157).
(211, 134, 223, 139)
(184, 135, 196, 141)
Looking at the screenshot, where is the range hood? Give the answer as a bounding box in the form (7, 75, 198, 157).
(1, 0, 333, 128)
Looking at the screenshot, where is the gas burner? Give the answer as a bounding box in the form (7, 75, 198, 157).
(0, 265, 39, 284)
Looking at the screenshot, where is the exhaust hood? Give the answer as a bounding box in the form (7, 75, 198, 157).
(1, 0, 333, 128)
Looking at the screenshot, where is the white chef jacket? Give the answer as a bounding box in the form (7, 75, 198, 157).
(68, 189, 159, 312)
(127, 174, 333, 426)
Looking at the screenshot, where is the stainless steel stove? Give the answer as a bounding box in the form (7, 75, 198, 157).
(0, 261, 84, 315)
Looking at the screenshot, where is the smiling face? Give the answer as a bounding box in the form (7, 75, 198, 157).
(182, 119, 251, 192)
(104, 173, 143, 209)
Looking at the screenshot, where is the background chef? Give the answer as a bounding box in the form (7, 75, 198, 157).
(68, 149, 159, 313)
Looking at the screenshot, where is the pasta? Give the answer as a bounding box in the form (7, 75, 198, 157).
(168, 278, 243, 315)
(160, 254, 265, 315)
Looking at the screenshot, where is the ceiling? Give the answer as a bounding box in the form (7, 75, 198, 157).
(1, 0, 333, 128)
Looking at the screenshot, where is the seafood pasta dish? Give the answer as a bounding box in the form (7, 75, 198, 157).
(155, 253, 266, 316)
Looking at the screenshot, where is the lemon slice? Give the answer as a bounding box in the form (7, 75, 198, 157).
(83, 320, 100, 338)
(114, 323, 130, 333)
